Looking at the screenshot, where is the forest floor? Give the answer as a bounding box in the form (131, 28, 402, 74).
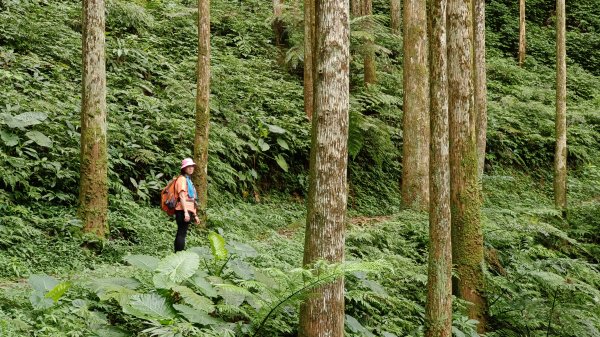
(1, 166, 599, 336)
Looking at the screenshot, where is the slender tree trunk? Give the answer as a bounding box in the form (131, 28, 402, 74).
(518, 0, 526, 67)
(273, 0, 285, 46)
(79, 0, 108, 238)
(363, 0, 377, 84)
(352, 0, 377, 85)
(298, 0, 349, 334)
(474, 0, 487, 178)
(192, 0, 210, 226)
(351, 0, 361, 18)
(554, 0, 567, 210)
(273, 0, 286, 65)
(391, 0, 401, 35)
(304, 0, 315, 120)
(401, 0, 429, 210)
(447, 0, 487, 331)
(424, 0, 452, 333)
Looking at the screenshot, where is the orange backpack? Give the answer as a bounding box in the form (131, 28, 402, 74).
(161, 176, 181, 216)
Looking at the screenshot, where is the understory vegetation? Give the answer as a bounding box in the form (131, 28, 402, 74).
(0, 0, 599, 336)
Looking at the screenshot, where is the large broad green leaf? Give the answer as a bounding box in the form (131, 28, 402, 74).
(45, 281, 71, 302)
(276, 137, 289, 150)
(257, 138, 270, 151)
(91, 278, 141, 304)
(92, 277, 141, 291)
(95, 327, 130, 337)
(28, 274, 59, 292)
(226, 241, 258, 258)
(361, 279, 388, 296)
(267, 124, 286, 134)
(152, 273, 179, 290)
(274, 154, 288, 172)
(25, 131, 52, 147)
(124, 293, 176, 320)
(216, 284, 252, 307)
(188, 246, 213, 260)
(0, 130, 19, 147)
(345, 315, 375, 337)
(207, 231, 228, 261)
(156, 251, 199, 283)
(229, 260, 255, 280)
(1, 112, 47, 129)
(29, 292, 55, 310)
(171, 285, 214, 313)
(189, 272, 218, 298)
(124, 254, 160, 271)
(173, 304, 220, 326)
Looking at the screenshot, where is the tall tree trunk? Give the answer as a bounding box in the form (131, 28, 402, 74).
(351, 0, 361, 18)
(273, 0, 286, 65)
(518, 0, 526, 67)
(298, 0, 349, 334)
(193, 0, 210, 226)
(304, 0, 315, 120)
(447, 0, 487, 331)
(79, 0, 108, 238)
(424, 0, 452, 333)
(474, 0, 487, 178)
(273, 0, 285, 46)
(391, 0, 401, 35)
(554, 0, 567, 210)
(363, 0, 377, 84)
(401, 0, 429, 210)
(352, 0, 377, 85)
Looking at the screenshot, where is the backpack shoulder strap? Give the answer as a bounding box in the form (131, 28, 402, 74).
(173, 175, 183, 193)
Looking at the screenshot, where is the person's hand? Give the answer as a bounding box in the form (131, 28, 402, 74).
(194, 215, 200, 224)
(184, 212, 191, 222)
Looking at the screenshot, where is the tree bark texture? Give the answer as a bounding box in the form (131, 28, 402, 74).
(424, 0, 452, 334)
(362, 0, 377, 84)
(554, 0, 567, 210)
(447, 0, 487, 330)
(193, 0, 211, 225)
(273, 0, 285, 47)
(352, 0, 377, 85)
(401, 0, 430, 211)
(79, 0, 108, 238)
(304, 0, 315, 120)
(391, 0, 401, 35)
(474, 0, 487, 179)
(351, 0, 361, 18)
(518, 0, 526, 67)
(298, 0, 349, 335)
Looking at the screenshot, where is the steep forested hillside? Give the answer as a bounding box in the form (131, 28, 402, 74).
(0, 0, 599, 336)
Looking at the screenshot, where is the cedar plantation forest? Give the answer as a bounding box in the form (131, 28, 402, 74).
(0, 0, 599, 335)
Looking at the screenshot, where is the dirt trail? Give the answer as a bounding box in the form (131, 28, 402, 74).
(276, 215, 393, 238)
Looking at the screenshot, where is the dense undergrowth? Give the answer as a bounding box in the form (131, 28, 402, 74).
(1, 0, 599, 335)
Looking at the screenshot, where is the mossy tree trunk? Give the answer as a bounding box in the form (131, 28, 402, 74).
(401, 0, 429, 211)
(298, 0, 349, 334)
(193, 0, 210, 226)
(304, 0, 315, 120)
(391, 0, 401, 35)
(474, 0, 487, 179)
(424, 0, 452, 333)
(554, 0, 567, 210)
(79, 0, 108, 238)
(447, 0, 487, 330)
(518, 0, 526, 67)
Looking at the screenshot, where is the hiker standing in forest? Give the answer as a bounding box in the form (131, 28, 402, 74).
(174, 158, 200, 252)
